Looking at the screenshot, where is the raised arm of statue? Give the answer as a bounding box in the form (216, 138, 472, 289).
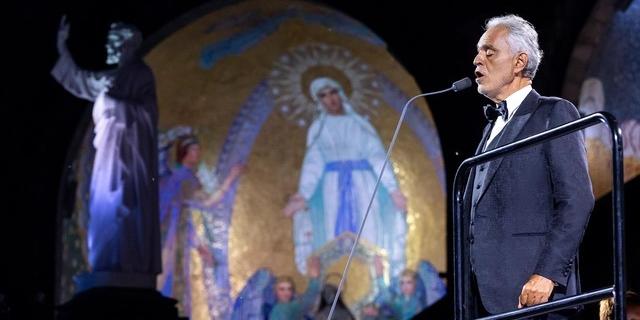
(51, 16, 113, 101)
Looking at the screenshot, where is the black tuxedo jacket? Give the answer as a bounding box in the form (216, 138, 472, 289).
(464, 89, 594, 314)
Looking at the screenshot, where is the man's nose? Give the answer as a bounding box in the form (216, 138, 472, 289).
(473, 53, 483, 66)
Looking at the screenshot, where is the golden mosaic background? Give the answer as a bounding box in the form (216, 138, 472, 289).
(145, 0, 446, 302)
(586, 139, 640, 198)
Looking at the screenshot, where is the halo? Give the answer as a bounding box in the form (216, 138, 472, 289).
(301, 65, 353, 101)
(268, 42, 381, 127)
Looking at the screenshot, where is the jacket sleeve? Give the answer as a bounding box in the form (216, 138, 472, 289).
(534, 99, 594, 286)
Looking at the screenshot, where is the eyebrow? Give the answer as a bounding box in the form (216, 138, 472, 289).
(477, 44, 497, 51)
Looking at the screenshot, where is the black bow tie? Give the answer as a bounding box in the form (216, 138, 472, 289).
(483, 100, 508, 122)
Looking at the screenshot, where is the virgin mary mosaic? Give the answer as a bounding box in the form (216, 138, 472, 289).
(58, 0, 448, 319)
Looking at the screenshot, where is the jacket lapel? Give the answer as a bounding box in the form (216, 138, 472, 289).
(464, 123, 493, 201)
(476, 124, 493, 156)
(475, 90, 540, 205)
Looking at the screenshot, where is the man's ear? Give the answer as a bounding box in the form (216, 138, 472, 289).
(514, 52, 528, 75)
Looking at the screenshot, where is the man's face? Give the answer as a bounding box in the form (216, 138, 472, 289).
(275, 281, 294, 303)
(400, 275, 416, 297)
(473, 26, 518, 101)
(317, 87, 344, 115)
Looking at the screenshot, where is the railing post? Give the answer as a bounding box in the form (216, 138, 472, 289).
(453, 169, 467, 320)
(452, 112, 625, 320)
(606, 113, 626, 320)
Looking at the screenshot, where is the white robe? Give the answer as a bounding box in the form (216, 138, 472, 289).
(52, 50, 161, 289)
(294, 113, 406, 276)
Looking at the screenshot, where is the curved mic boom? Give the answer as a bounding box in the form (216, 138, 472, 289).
(327, 77, 473, 319)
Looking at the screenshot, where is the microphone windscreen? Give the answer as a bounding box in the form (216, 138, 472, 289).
(452, 77, 472, 92)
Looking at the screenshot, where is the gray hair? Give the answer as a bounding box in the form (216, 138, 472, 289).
(486, 14, 543, 79)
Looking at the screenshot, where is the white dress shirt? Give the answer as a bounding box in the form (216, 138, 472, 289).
(484, 85, 533, 150)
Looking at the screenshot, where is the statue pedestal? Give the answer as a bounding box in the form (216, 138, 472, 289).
(56, 287, 183, 320)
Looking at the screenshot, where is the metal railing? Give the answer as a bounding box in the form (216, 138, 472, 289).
(452, 112, 626, 319)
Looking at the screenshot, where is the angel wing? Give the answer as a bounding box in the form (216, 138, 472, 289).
(231, 268, 277, 320)
(416, 260, 447, 307)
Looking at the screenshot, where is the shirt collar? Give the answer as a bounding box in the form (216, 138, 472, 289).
(500, 85, 532, 120)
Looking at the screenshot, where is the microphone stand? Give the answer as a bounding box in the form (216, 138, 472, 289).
(326, 78, 472, 320)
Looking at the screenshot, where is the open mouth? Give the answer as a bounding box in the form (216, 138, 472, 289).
(475, 70, 485, 82)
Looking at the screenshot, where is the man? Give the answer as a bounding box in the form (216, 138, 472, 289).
(466, 14, 594, 318)
(52, 17, 161, 290)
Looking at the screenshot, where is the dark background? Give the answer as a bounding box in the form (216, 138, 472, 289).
(5, 0, 638, 318)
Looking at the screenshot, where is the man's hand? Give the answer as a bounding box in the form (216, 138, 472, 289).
(57, 15, 70, 55)
(518, 274, 555, 308)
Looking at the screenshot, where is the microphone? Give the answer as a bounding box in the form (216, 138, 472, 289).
(452, 77, 473, 92)
(327, 77, 472, 320)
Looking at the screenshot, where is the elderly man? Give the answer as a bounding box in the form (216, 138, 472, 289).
(466, 14, 594, 318)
